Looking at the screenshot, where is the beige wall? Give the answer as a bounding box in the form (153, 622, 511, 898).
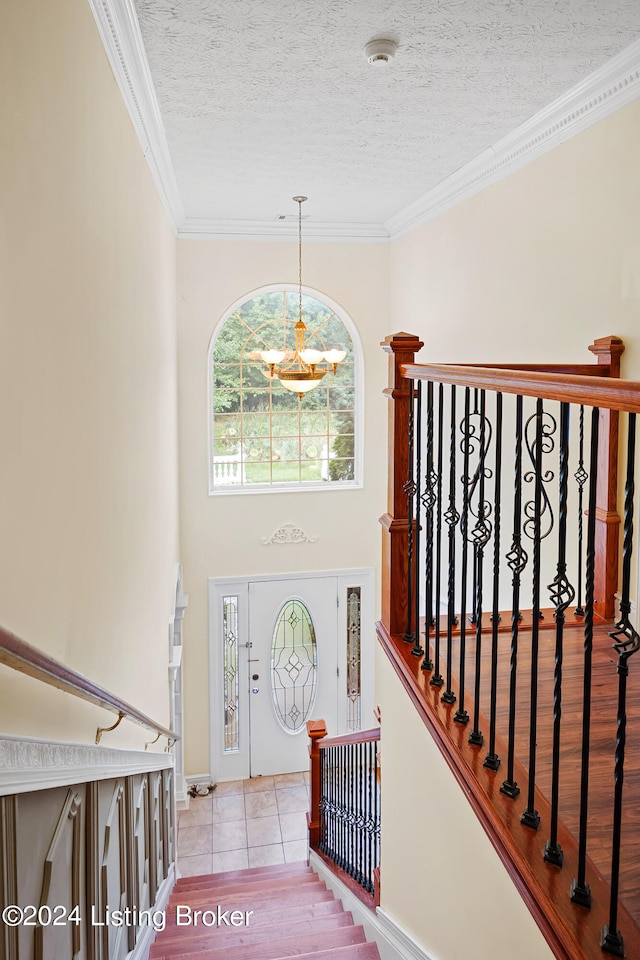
(0, 0, 179, 748)
(177, 238, 389, 774)
(390, 98, 640, 375)
(376, 646, 554, 960)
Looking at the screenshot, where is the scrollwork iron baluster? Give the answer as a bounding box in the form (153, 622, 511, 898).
(454, 387, 472, 724)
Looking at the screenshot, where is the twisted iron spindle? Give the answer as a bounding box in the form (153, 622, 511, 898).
(422, 381, 435, 672)
(570, 406, 599, 908)
(430, 385, 445, 687)
(602, 412, 638, 956)
(544, 402, 574, 866)
(412, 382, 424, 656)
(501, 395, 527, 799)
(455, 387, 472, 725)
(470, 389, 491, 746)
(485, 392, 502, 770)
(574, 405, 587, 617)
(442, 385, 459, 705)
(404, 380, 416, 644)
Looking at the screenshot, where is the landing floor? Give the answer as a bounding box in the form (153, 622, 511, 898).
(177, 771, 311, 877)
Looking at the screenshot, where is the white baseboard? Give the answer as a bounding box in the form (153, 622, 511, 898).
(309, 852, 434, 960)
(185, 772, 212, 788)
(130, 862, 176, 960)
(175, 773, 189, 810)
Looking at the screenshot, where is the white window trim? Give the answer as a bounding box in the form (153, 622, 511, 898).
(207, 282, 364, 496)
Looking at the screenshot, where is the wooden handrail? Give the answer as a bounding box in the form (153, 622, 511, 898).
(318, 727, 381, 749)
(0, 626, 179, 744)
(401, 363, 640, 413)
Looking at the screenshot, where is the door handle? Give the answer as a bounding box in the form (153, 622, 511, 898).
(251, 687, 259, 694)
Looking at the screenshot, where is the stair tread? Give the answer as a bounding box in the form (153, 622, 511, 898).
(167, 880, 328, 911)
(152, 923, 367, 960)
(163, 886, 334, 926)
(149, 910, 354, 955)
(175, 863, 311, 888)
(170, 873, 318, 900)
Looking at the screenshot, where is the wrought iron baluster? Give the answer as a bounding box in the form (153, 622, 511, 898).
(455, 387, 472, 725)
(349, 743, 355, 877)
(485, 392, 502, 770)
(501, 395, 527, 799)
(522, 398, 553, 829)
(358, 741, 364, 886)
(544, 402, 574, 866)
(470, 389, 492, 745)
(412, 383, 424, 656)
(570, 405, 599, 908)
(404, 380, 416, 644)
(431, 385, 445, 687)
(422, 381, 435, 672)
(319, 747, 326, 854)
(602, 412, 638, 956)
(469, 389, 479, 625)
(574, 405, 587, 617)
(442, 385, 459, 705)
(366, 740, 372, 890)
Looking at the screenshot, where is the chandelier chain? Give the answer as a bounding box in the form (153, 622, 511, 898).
(298, 197, 303, 322)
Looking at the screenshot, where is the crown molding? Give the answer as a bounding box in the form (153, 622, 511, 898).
(90, 3, 640, 245)
(178, 218, 390, 242)
(386, 37, 640, 241)
(86, 0, 184, 232)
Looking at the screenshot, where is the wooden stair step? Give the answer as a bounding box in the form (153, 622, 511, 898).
(162, 885, 333, 926)
(169, 872, 318, 901)
(175, 863, 312, 890)
(149, 910, 354, 956)
(167, 880, 328, 911)
(152, 923, 367, 960)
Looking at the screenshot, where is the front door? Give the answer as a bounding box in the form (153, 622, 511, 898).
(248, 576, 338, 776)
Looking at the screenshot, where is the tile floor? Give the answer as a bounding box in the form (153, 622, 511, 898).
(177, 771, 311, 877)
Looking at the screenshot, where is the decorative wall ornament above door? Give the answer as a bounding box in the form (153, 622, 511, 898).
(261, 523, 318, 545)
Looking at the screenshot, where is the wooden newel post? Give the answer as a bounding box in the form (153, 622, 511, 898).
(306, 719, 327, 849)
(380, 332, 424, 637)
(588, 335, 624, 620)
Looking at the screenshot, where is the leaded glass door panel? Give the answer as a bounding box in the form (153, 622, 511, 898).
(249, 577, 338, 776)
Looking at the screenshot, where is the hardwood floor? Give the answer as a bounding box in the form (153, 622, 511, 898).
(421, 610, 640, 926)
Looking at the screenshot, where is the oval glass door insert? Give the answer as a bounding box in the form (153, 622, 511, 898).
(270, 598, 318, 733)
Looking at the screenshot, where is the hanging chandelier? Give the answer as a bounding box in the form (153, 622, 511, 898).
(260, 196, 346, 398)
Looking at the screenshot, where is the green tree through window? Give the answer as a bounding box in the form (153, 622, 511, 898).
(210, 289, 359, 491)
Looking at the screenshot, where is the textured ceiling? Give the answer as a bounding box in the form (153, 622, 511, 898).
(132, 0, 640, 226)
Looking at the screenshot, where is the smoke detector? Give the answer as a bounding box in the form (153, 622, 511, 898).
(364, 39, 397, 65)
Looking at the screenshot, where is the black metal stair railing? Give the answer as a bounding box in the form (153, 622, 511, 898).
(402, 375, 640, 957)
(317, 731, 381, 897)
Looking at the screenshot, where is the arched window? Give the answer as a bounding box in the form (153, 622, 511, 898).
(209, 285, 362, 493)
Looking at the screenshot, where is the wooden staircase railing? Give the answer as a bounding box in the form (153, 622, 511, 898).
(377, 333, 640, 960)
(0, 625, 179, 746)
(307, 720, 381, 909)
